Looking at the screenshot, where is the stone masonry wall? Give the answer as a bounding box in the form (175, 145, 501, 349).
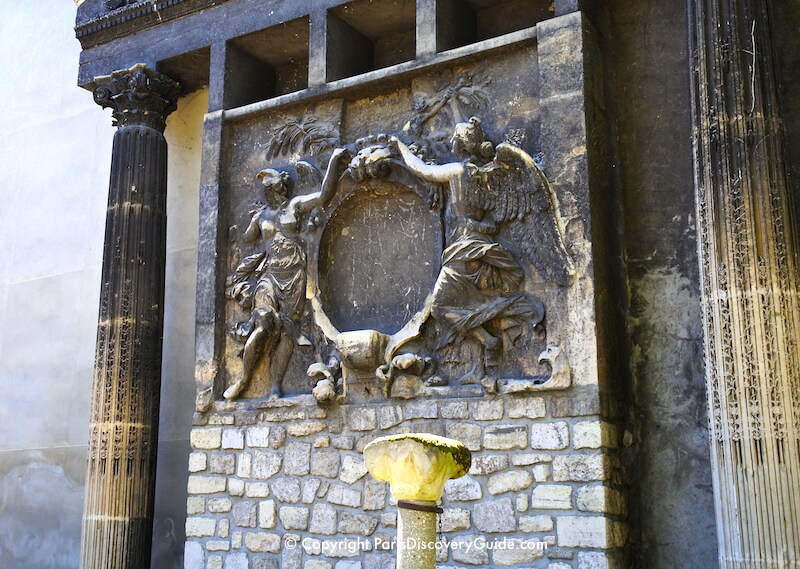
(185, 389, 627, 569)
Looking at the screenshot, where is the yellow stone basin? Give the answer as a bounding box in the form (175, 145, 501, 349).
(363, 433, 472, 501)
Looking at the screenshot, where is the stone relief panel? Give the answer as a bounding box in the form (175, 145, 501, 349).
(214, 48, 583, 407)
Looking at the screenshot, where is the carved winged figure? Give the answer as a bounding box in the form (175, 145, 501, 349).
(389, 117, 574, 382)
(225, 150, 350, 400)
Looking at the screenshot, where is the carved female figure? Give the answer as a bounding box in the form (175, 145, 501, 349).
(225, 150, 350, 400)
(225, 169, 306, 400)
(389, 117, 573, 382)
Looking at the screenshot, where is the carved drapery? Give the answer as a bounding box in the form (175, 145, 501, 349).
(81, 64, 179, 569)
(689, 0, 800, 565)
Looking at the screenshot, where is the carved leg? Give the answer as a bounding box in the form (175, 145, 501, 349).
(224, 319, 273, 400)
(269, 334, 294, 398)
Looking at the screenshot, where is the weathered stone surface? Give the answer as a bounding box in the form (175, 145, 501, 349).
(380, 512, 397, 527)
(520, 515, 554, 532)
(225, 552, 249, 569)
(327, 484, 362, 507)
(246, 481, 270, 498)
(516, 493, 529, 512)
(331, 435, 355, 450)
(451, 534, 490, 565)
(533, 464, 550, 482)
(222, 428, 245, 449)
(280, 506, 310, 530)
(208, 498, 233, 513)
(245, 532, 281, 553)
(188, 475, 226, 494)
(446, 423, 482, 451)
(187, 496, 205, 515)
(470, 454, 509, 475)
(334, 561, 362, 569)
(209, 453, 236, 474)
(218, 519, 230, 538)
(208, 555, 223, 569)
(310, 503, 338, 535)
(363, 479, 387, 510)
(270, 426, 287, 449)
(404, 400, 438, 419)
(192, 428, 223, 449)
(492, 538, 545, 565)
(288, 421, 328, 437)
(488, 470, 534, 494)
(531, 484, 573, 509)
(252, 450, 282, 479)
(233, 501, 257, 527)
(271, 478, 302, 503)
(285, 442, 312, 476)
(207, 541, 230, 551)
(188, 452, 207, 472)
(339, 455, 368, 484)
(440, 508, 471, 532)
(553, 454, 607, 482)
(338, 512, 379, 536)
(574, 421, 616, 449)
(440, 401, 469, 419)
(550, 393, 600, 417)
(511, 453, 552, 466)
(185, 541, 204, 569)
(314, 435, 330, 448)
(306, 561, 333, 569)
(363, 552, 394, 569)
(577, 551, 613, 569)
(302, 479, 322, 504)
(377, 405, 403, 429)
(445, 475, 483, 501)
(228, 478, 245, 497)
(577, 485, 627, 515)
(556, 516, 627, 549)
(530, 422, 570, 450)
(258, 499, 277, 529)
(238, 452, 253, 478)
(186, 517, 216, 537)
(254, 556, 280, 569)
(347, 407, 377, 431)
(473, 498, 516, 533)
(246, 426, 271, 448)
(484, 425, 528, 450)
(311, 449, 341, 478)
(507, 397, 547, 419)
(283, 534, 303, 569)
(471, 399, 504, 420)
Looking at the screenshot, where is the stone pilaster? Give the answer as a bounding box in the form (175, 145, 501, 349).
(80, 64, 180, 569)
(689, 1, 800, 566)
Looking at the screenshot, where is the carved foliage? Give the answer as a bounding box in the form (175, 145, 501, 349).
(93, 63, 181, 131)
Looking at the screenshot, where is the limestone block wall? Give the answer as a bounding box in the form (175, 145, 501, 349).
(185, 391, 627, 569)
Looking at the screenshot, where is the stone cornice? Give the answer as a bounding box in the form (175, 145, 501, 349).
(75, 0, 230, 48)
(93, 64, 181, 131)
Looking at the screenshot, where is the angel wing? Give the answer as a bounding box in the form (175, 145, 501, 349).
(471, 143, 575, 286)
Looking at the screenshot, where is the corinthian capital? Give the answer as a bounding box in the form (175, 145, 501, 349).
(93, 64, 181, 132)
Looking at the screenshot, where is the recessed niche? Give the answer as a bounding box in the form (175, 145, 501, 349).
(327, 0, 417, 82)
(157, 47, 211, 95)
(436, 0, 552, 52)
(225, 17, 309, 108)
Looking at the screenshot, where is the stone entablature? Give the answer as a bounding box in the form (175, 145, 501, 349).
(185, 392, 627, 569)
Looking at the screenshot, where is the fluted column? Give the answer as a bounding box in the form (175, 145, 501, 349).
(689, 1, 800, 566)
(80, 64, 180, 569)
